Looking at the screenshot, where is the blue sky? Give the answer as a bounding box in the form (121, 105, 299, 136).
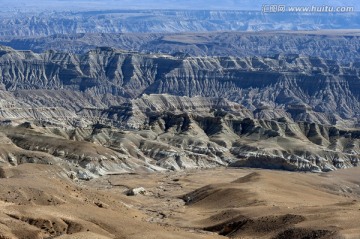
(2, 0, 359, 11)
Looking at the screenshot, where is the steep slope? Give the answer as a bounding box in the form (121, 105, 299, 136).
(1, 46, 360, 124)
(0, 94, 359, 174)
(0, 47, 360, 172)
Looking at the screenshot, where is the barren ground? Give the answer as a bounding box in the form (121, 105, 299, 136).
(1, 164, 360, 238)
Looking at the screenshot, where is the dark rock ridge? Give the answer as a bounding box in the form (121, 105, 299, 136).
(3, 31, 360, 63)
(0, 94, 359, 175)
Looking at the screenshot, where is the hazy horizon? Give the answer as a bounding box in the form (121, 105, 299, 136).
(2, 0, 359, 11)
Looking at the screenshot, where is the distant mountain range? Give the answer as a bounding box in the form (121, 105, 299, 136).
(2, 31, 360, 63)
(0, 10, 359, 38)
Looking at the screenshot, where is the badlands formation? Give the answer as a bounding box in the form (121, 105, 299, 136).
(0, 46, 359, 238)
(0, 46, 359, 175)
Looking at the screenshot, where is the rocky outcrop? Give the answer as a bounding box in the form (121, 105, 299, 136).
(52, 106, 360, 171)
(97, 94, 253, 129)
(0, 93, 359, 174)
